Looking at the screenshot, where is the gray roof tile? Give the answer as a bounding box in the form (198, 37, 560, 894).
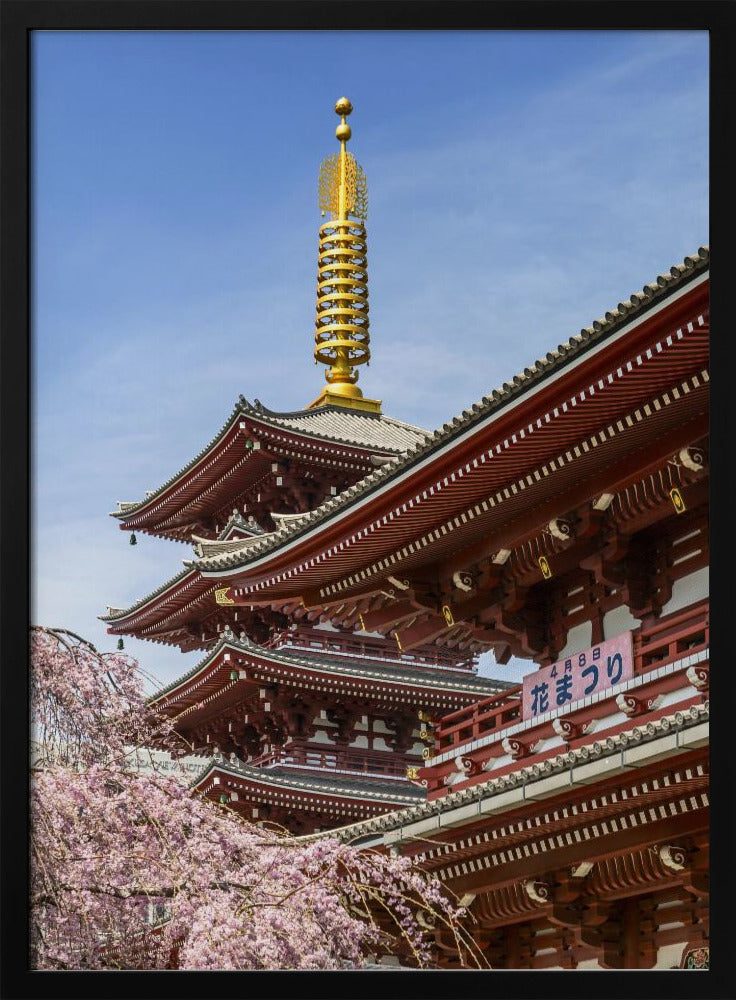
(100, 565, 201, 623)
(192, 755, 425, 804)
(191, 534, 272, 559)
(241, 398, 429, 452)
(149, 630, 514, 704)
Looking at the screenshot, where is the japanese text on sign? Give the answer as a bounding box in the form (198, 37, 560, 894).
(521, 632, 634, 720)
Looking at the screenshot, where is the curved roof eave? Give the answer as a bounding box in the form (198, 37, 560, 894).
(110, 399, 430, 523)
(99, 564, 205, 624)
(110, 400, 244, 520)
(148, 631, 515, 707)
(191, 756, 425, 804)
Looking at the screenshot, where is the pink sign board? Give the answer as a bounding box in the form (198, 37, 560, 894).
(522, 632, 634, 720)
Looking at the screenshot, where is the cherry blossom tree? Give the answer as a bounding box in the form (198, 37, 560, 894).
(30, 627, 485, 970)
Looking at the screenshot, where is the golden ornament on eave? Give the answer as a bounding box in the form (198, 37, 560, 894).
(308, 98, 381, 413)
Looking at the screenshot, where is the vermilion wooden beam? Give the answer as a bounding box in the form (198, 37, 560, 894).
(436, 411, 708, 580)
(359, 600, 419, 632)
(438, 805, 707, 898)
(618, 478, 708, 536)
(396, 614, 452, 652)
(299, 585, 381, 610)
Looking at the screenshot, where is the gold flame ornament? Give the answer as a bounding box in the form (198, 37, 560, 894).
(308, 98, 381, 413)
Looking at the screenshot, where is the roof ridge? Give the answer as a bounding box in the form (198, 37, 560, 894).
(191, 534, 273, 559)
(217, 510, 266, 538)
(241, 397, 429, 448)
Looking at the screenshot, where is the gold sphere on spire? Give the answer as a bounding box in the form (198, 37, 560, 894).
(335, 96, 353, 142)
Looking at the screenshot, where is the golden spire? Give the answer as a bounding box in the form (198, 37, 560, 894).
(307, 98, 381, 413)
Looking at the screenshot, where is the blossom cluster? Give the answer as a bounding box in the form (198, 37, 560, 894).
(30, 627, 483, 970)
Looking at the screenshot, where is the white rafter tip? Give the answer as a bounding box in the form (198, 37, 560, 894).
(592, 493, 615, 511)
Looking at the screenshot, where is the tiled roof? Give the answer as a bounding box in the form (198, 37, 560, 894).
(191, 534, 270, 559)
(100, 565, 202, 623)
(189, 247, 709, 576)
(239, 398, 429, 452)
(149, 631, 513, 705)
(192, 754, 425, 804)
(219, 511, 267, 538)
(298, 700, 710, 844)
(111, 399, 429, 521)
(276, 647, 513, 694)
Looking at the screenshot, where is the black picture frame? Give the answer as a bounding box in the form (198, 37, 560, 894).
(2, 3, 732, 998)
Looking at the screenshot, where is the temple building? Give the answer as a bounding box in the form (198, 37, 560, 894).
(271, 246, 709, 969)
(103, 99, 512, 835)
(104, 98, 708, 968)
(203, 244, 709, 969)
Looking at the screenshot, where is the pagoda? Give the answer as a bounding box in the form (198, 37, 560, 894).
(104, 99, 512, 835)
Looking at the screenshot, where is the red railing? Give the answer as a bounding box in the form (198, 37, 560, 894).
(633, 599, 709, 674)
(432, 599, 709, 753)
(434, 688, 523, 753)
(250, 743, 412, 779)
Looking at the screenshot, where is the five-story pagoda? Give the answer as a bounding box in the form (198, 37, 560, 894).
(103, 100, 512, 835)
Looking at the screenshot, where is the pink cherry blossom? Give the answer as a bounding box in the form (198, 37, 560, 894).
(30, 627, 484, 970)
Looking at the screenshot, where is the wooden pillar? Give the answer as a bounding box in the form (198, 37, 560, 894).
(622, 898, 639, 969)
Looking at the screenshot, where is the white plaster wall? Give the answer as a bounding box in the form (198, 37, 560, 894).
(656, 941, 687, 969)
(526, 937, 691, 969)
(602, 603, 642, 640)
(558, 620, 593, 659)
(310, 729, 334, 745)
(660, 566, 709, 617)
(557, 564, 707, 660)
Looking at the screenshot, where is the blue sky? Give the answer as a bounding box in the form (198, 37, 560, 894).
(31, 30, 708, 689)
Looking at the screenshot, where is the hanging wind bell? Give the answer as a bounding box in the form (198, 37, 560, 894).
(129, 533, 137, 545)
(117, 638, 124, 650)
